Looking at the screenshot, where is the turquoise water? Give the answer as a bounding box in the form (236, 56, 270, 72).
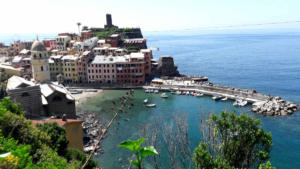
(78, 31, 300, 169)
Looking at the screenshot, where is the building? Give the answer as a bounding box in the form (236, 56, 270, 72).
(49, 55, 63, 81)
(40, 83, 76, 118)
(56, 36, 71, 51)
(43, 39, 57, 51)
(87, 52, 147, 85)
(77, 51, 94, 83)
(105, 34, 120, 47)
(31, 40, 51, 83)
(81, 30, 93, 41)
(61, 55, 79, 83)
(6, 76, 44, 118)
(87, 55, 117, 84)
(6, 75, 76, 118)
(122, 38, 147, 51)
(32, 117, 83, 151)
(104, 14, 118, 29)
(0, 64, 23, 81)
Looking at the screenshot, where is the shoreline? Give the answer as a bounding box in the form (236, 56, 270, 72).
(69, 88, 104, 105)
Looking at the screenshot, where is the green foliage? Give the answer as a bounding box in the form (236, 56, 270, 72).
(65, 148, 97, 169)
(0, 130, 34, 169)
(93, 28, 118, 39)
(33, 145, 78, 169)
(82, 26, 88, 31)
(127, 46, 140, 52)
(193, 111, 273, 169)
(36, 122, 69, 156)
(193, 142, 235, 169)
(0, 98, 24, 116)
(118, 138, 158, 169)
(259, 161, 276, 169)
(0, 98, 96, 169)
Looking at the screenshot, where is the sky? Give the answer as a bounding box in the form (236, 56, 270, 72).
(0, 0, 300, 34)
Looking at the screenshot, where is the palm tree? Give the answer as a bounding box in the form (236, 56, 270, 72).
(77, 22, 81, 35)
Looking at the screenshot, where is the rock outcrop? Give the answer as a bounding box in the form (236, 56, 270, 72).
(252, 96, 298, 116)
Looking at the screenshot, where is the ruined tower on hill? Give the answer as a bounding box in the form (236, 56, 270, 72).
(104, 14, 118, 29)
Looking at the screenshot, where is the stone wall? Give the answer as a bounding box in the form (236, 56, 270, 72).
(7, 86, 44, 118)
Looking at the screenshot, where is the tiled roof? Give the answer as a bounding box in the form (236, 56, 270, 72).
(31, 118, 83, 127)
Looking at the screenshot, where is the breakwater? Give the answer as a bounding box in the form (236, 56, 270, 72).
(143, 78, 299, 116)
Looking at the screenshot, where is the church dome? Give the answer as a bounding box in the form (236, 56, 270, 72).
(31, 40, 46, 51)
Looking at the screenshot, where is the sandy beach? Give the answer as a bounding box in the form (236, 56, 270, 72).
(70, 88, 104, 105)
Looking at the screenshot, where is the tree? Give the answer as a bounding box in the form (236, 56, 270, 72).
(118, 138, 158, 169)
(65, 148, 97, 169)
(194, 111, 273, 169)
(36, 122, 69, 156)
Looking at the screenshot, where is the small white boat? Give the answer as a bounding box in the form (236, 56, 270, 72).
(233, 99, 248, 106)
(146, 104, 156, 108)
(149, 89, 154, 93)
(196, 93, 204, 97)
(212, 95, 223, 101)
(186, 91, 190, 95)
(144, 99, 148, 104)
(221, 97, 228, 101)
(154, 89, 159, 94)
(145, 89, 150, 93)
(160, 93, 168, 98)
(175, 91, 181, 95)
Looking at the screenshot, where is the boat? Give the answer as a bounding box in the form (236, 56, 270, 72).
(149, 89, 154, 93)
(160, 93, 168, 98)
(170, 91, 175, 94)
(233, 99, 248, 106)
(146, 104, 156, 108)
(196, 93, 204, 97)
(154, 89, 159, 94)
(212, 95, 223, 101)
(221, 97, 228, 101)
(175, 91, 181, 95)
(145, 89, 150, 93)
(186, 91, 190, 95)
(143, 99, 148, 104)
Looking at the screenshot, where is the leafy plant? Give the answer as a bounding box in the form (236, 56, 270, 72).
(118, 138, 158, 169)
(194, 111, 273, 169)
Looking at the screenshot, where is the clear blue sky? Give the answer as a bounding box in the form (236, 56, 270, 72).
(1, 0, 300, 34)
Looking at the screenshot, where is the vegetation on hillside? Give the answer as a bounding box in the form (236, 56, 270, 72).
(193, 111, 273, 169)
(0, 98, 97, 169)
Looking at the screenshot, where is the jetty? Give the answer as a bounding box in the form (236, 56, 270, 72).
(143, 77, 300, 116)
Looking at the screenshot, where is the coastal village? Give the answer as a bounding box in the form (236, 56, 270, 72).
(0, 13, 299, 167)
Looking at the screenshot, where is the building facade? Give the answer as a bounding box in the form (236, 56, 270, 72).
(31, 40, 51, 83)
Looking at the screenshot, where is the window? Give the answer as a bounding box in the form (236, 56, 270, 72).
(21, 92, 30, 97)
(52, 96, 62, 102)
(39, 53, 42, 58)
(41, 66, 44, 71)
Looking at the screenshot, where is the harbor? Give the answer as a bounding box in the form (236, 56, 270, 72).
(143, 77, 300, 116)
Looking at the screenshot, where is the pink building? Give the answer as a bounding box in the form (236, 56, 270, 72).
(77, 51, 94, 83)
(43, 39, 57, 51)
(87, 55, 117, 84)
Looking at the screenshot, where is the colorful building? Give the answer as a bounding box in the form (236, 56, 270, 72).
(61, 55, 79, 83)
(49, 55, 63, 81)
(32, 117, 83, 151)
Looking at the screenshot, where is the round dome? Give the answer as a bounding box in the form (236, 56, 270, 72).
(31, 40, 46, 51)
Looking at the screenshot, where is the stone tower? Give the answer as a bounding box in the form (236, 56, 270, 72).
(31, 40, 50, 83)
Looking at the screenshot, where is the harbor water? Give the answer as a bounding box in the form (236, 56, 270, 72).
(78, 30, 300, 168)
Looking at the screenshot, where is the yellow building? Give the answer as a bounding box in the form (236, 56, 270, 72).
(49, 55, 63, 81)
(61, 55, 79, 83)
(32, 118, 83, 151)
(0, 64, 23, 81)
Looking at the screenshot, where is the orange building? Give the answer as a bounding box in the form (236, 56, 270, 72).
(32, 118, 83, 151)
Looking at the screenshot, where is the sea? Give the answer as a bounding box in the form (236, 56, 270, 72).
(2, 29, 300, 168)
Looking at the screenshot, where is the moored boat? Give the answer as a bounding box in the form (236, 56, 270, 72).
(212, 95, 223, 101)
(221, 97, 228, 101)
(154, 89, 159, 94)
(144, 99, 148, 104)
(146, 104, 156, 108)
(160, 93, 168, 98)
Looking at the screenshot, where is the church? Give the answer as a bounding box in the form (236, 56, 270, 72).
(6, 39, 76, 119)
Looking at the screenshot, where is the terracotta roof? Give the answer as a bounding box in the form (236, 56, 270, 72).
(31, 118, 83, 127)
